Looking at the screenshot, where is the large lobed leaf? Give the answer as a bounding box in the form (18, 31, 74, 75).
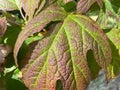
(14, 4, 67, 66)
(0, 17, 7, 38)
(22, 14, 111, 90)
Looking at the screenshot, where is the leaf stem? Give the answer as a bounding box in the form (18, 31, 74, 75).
(19, 8, 26, 21)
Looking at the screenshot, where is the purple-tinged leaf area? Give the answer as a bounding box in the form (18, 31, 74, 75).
(77, 0, 96, 14)
(22, 0, 40, 19)
(0, 0, 18, 11)
(0, 17, 7, 37)
(77, 0, 103, 14)
(14, 4, 67, 66)
(22, 14, 111, 90)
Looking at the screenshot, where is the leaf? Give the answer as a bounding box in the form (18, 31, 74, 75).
(22, 14, 111, 90)
(14, 4, 67, 66)
(15, 0, 22, 10)
(0, 17, 7, 38)
(22, 0, 40, 20)
(97, 0, 120, 29)
(77, 0, 103, 14)
(107, 27, 120, 55)
(3, 24, 22, 47)
(63, 1, 76, 12)
(0, 0, 18, 11)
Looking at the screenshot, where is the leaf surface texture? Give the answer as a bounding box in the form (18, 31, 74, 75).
(22, 14, 111, 90)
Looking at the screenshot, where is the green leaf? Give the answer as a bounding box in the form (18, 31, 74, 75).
(107, 27, 120, 55)
(3, 24, 22, 47)
(14, 4, 67, 66)
(0, 0, 18, 11)
(22, 14, 111, 90)
(106, 39, 120, 77)
(25, 35, 43, 45)
(97, 0, 120, 29)
(4, 66, 16, 76)
(63, 1, 76, 12)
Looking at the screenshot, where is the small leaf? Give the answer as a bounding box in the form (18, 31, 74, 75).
(0, 0, 18, 11)
(22, 14, 111, 90)
(77, 0, 103, 14)
(0, 17, 7, 38)
(14, 4, 67, 66)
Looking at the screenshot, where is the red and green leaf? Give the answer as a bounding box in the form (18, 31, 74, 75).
(21, 14, 111, 90)
(34, 0, 57, 16)
(14, 4, 67, 66)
